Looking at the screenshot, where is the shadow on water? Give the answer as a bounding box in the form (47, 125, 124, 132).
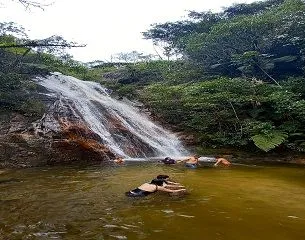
(0, 178, 22, 184)
(0, 161, 305, 240)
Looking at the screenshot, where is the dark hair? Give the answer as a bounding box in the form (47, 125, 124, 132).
(156, 175, 169, 179)
(150, 178, 166, 186)
(164, 157, 170, 160)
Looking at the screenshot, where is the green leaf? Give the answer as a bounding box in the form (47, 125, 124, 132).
(251, 130, 288, 152)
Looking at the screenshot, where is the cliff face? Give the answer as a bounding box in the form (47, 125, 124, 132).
(0, 113, 51, 168)
(0, 73, 189, 168)
(0, 92, 116, 168)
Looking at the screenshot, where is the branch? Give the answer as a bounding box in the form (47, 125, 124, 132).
(15, 0, 52, 10)
(255, 63, 281, 87)
(152, 44, 164, 60)
(0, 43, 86, 49)
(228, 101, 243, 136)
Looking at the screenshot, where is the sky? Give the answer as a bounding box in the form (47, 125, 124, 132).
(0, 0, 255, 62)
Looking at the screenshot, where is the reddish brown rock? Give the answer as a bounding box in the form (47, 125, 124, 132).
(49, 118, 116, 164)
(0, 108, 116, 168)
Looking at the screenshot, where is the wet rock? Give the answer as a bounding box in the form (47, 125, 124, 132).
(8, 114, 29, 133)
(0, 92, 116, 168)
(49, 119, 116, 164)
(0, 133, 51, 168)
(0, 74, 189, 168)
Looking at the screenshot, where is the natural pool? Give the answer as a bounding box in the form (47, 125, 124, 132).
(0, 161, 305, 240)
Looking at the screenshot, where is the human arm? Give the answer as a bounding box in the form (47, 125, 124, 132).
(214, 159, 221, 166)
(164, 180, 185, 188)
(177, 157, 190, 163)
(166, 180, 181, 185)
(157, 186, 186, 193)
(164, 184, 185, 189)
(214, 158, 231, 166)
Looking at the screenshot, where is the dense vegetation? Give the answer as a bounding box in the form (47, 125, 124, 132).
(1, 0, 305, 153)
(0, 22, 90, 116)
(104, 0, 305, 153)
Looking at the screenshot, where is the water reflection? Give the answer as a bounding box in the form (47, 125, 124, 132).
(0, 163, 305, 239)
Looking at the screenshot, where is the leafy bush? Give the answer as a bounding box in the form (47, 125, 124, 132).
(140, 77, 305, 152)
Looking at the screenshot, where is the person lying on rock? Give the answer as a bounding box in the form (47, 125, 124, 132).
(125, 175, 186, 197)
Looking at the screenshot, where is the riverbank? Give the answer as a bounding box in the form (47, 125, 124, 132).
(195, 146, 305, 165)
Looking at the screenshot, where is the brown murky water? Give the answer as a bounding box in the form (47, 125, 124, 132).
(0, 162, 305, 240)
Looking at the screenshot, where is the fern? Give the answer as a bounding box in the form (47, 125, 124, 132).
(251, 130, 288, 152)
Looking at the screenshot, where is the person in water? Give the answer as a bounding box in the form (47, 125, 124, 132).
(178, 155, 200, 168)
(214, 157, 231, 167)
(113, 157, 125, 164)
(160, 157, 176, 165)
(155, 175, 185, 189)
(126, 175, 186, 197)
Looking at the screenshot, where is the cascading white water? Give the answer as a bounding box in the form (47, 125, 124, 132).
(36, 73, 188, 158)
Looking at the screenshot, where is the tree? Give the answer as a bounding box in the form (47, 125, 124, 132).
(0, 21, 86, 113)
(0, 22, 85, 58)
(143, 0, 305, 80)
(1, 0, 52, 9)
(112, 51, 153, 63)
(0, 22, 27, 38)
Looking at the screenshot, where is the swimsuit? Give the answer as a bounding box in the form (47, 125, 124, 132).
(185, 163, 197, 169)
(125, 184, 158, 197)
(125, 188, 152, 197)
(162, 159, 176, 164)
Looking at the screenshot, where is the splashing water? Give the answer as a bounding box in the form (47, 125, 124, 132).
(36, 73, 188, 158)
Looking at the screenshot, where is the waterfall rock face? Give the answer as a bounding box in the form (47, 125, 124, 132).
(0, 73, 187, 168)
(35, 73, 187, 158)
(0, 98, 115, 168)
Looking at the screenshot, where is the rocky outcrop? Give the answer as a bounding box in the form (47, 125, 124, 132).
(49, 118, 115, 165)
(1, 73, 189, 168)
(0, 92, 116, 168)
(0, 133, 52, 168)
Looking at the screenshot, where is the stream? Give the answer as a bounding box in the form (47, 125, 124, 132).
(1, 161, 304, 239)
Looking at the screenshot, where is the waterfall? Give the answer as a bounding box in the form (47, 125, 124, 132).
(36, 73, 188, 158)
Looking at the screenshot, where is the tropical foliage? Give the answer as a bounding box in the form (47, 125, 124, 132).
(112, 0, 305, 152)
(2, 0, 305, 153)
(138, 77, 305, 152)
(143, 0, 305, 81)
(0, 22, 86, 116)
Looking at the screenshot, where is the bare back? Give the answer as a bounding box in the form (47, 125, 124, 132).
(185, 156, 199, 164)
(138, 183, 158, 192)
